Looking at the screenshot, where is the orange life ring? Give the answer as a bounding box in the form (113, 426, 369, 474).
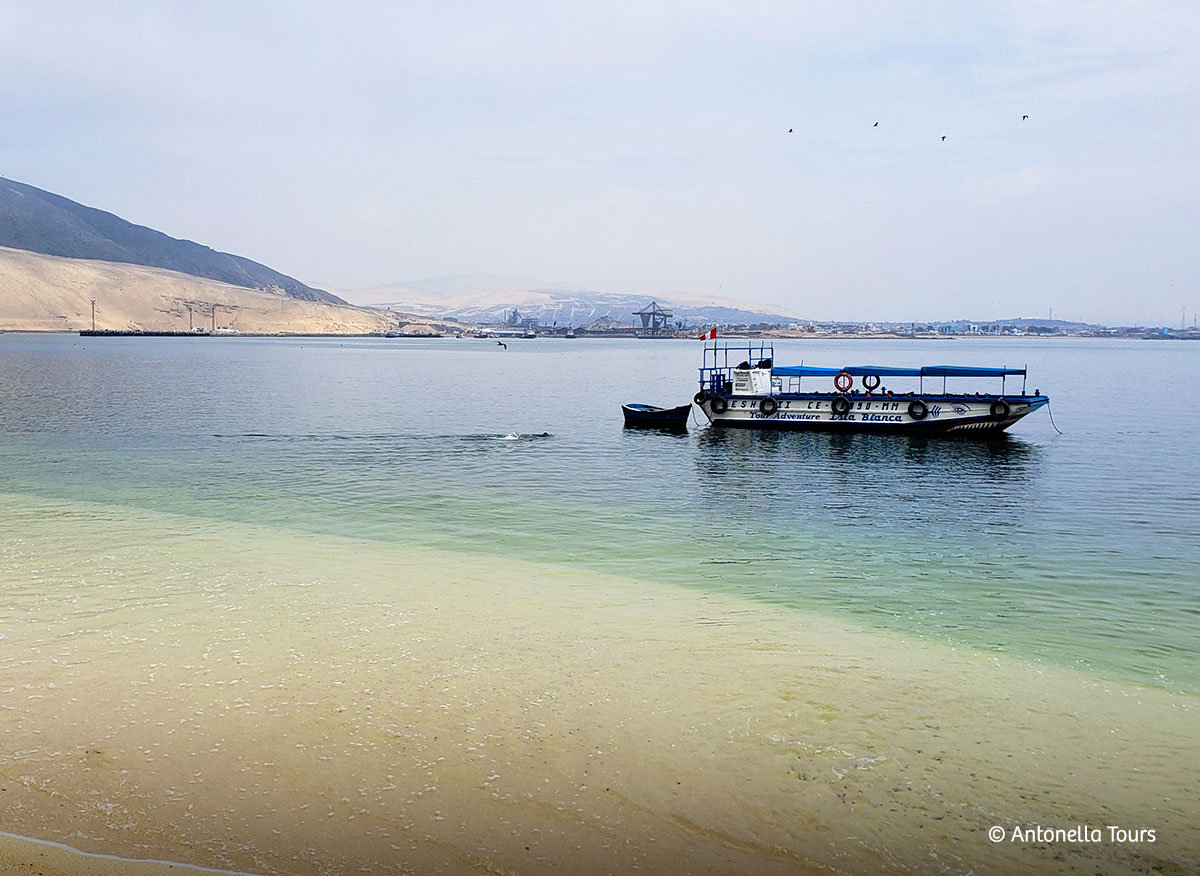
(833, 371, 853, 392)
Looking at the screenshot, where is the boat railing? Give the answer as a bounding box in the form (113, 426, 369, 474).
(700, 341, 1033, 398)
(699, 341, 774, 396)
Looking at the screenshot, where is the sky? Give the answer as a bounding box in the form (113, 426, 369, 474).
(1, 1, 1197, 325)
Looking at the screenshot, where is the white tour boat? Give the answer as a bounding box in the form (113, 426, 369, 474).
(694, 342, 1048, 436)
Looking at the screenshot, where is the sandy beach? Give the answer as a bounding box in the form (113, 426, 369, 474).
(1, 491, 1195, 875)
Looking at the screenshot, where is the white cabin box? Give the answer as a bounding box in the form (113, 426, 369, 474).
(733, 367, 772, 395)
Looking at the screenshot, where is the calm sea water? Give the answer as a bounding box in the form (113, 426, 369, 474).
(2, 333, 1197, 692)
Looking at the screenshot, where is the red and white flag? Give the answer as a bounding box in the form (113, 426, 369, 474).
(698, 328, 717, 341)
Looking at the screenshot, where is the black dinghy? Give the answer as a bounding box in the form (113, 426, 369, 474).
(621, 403, 691, 432)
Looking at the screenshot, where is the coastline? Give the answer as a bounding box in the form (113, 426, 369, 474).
(0, 831, 254, 876)
(1, 491, 1195, 875)
(0, 328, 1168, 340)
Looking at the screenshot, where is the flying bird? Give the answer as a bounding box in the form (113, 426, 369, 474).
(941, 135, 947, 141)
(788, 128, 793, 133)
(1022, 114, 1029, 120)
(873, 121, 879, 127)
(496, 341, 507, 349)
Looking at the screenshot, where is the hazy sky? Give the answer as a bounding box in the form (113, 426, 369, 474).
(2, 1, 1197, 324)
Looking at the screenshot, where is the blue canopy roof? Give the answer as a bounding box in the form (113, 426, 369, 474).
(770, 366, 843, 377)
(771, 364, 1025, 378)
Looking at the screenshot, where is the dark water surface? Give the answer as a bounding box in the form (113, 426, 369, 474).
(2, 333, 1197, 691)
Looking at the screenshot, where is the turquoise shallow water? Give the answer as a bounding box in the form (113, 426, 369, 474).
(1, 333, 1197, 691)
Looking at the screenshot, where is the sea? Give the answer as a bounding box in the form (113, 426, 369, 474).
(0, 332, 1196, 876)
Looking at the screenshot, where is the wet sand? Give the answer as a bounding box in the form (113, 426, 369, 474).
(1, 493, 1196, 875)
(0, 830, 253, 875)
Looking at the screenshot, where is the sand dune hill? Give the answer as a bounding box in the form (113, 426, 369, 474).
(0, 246, 432, 335)
(0, 177, 345, 304)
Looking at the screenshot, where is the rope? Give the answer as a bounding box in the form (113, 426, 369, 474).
(1046, 401, 1064, 435)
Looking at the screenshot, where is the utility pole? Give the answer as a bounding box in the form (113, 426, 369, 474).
(210, 303, 235, 332)
(90, 298, 96, 330)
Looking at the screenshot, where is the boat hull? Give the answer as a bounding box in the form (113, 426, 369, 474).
(698, 394, 1047, 436)
(622, 403, 691, 431)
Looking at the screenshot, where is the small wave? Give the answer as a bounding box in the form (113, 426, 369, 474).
(211, 432, 553, 443)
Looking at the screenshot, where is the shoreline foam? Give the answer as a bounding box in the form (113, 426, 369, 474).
(0, 830, 256, 876)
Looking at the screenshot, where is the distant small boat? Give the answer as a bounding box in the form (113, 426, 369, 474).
(565, 328, 577, 339)
(622, 403, 691, 432)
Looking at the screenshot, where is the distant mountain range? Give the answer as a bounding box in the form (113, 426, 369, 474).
(0, 178, 343, 304)
(342, 274, 802, 327)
